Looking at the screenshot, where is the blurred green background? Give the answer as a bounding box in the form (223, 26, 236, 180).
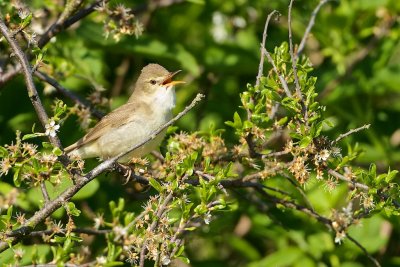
(1, 0, 400, 266)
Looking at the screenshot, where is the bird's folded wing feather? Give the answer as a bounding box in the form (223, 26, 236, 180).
(65, 103, 141, 153)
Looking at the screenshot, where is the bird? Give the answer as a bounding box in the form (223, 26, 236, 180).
(64, 63, 185, 163)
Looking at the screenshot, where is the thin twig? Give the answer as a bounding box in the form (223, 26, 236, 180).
(139, 193, 173, 267)
(40, 182, 51, 203)
(8, 227, 110, 238)
(0, 94, 203, 253)
(38, 0, 109, 48)
(254, 186, 333, 227)
(24, 262, 96, 267)
(281, 173, 315, 212)
(35, 71, 105, 119)
(288, 0, 302, 100)
(334, 124, 370, 143)
(328, 169, 369, 191)
(0, 65, 21, 86)
(329, 169, 400, 209)
(346, 234, 381, 267)
(0, 19, 63, 150)
(256, 10, 278, 87)
(263, 48, 292, 97)
(296, 0, 330, 59)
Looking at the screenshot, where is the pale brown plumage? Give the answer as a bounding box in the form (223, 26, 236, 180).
(65, 64, 183, 162)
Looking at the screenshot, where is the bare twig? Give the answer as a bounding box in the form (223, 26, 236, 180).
(254, 186, 332, 227)
(334, 124, 370, 144)
(38, 0, 109, 48)
(0, 93, 203, 253)
(282, 173, 315, 211)
(296, 0, 330, 59)
(256, 10, 279, 87)
(288, 0, 302, 100)
(328, 169, 369, 191)
(8, 227, 110, 238)
(346, 234, 381, 267)
(40, 182, 51, 203)
(0, 65, 21, 86)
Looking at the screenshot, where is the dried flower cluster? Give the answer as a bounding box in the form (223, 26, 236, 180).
(95, 2, 144, 41)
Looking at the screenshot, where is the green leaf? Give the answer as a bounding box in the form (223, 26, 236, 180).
(52, 147, 63, 156)
(149, 178, 163, 192)
(66, 202, 81, 216)
(299, 136, 312, 148)
(177, 256, 190, 264)
(22, 133, 46, 141)
(385, 169, 398, 183)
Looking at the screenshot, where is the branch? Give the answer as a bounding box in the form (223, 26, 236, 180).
(334, 124, 370, 144)
(35, 71, 105, 119)
(38, 0, 109, 48)
(7, 227, 110, 238)
(0, 93, 203, 253)
(263, 48, 292, 97)
(250, 187, 381, 266)
(40, 182, 51, 203)
(139, 193, 173, 267)
(256, 10, 278, 87)
(329, 169, 400, 209)
(0, 19, 63, 149)
(288, 0, 302, 100)
(346, 234, 381, 267)
(0, 65, 21, 86)
(296, 0, 330, 59)
(328, 169, 369, 191)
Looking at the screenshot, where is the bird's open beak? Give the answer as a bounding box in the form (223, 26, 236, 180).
(162, 70, 185, 87)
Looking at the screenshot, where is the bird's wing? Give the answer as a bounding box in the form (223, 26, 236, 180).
(65, 102, 147, 153)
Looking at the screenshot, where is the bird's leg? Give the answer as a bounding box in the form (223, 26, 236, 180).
(114, 163, 134, 184)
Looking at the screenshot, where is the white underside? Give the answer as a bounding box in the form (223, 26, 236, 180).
(70, 87, 176, 162)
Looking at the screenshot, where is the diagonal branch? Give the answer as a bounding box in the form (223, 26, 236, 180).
(35, 71, 105, 119)
(256, 10, 278, 87)
(296, 0, 330, 59)
(38, 0, 109, 48)
(0, 18, 63, 149)
(0, 93, 204, 253)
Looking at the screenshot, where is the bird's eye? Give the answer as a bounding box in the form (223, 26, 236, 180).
(150, 79, 157, 85)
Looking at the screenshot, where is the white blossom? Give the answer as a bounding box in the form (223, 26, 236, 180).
(45, 120, 60, 137)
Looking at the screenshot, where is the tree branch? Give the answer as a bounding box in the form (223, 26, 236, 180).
(296, 0, 330, 59)
(0, 19, 63, 149)
(38, 0, 109, 48)
(263, 48, 292, 97)
(256, 10, 278, 87)
(0, 93, 204, 253)
(35, 71, 105, 119)
(334, 124, 370, 144)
